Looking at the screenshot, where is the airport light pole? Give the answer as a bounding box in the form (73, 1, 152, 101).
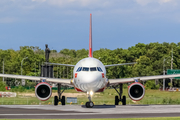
(170, 48, 173, 88)
(21, 57, 28, 86)
(163, 56, 171, 91)
(3, 59, 4, 82)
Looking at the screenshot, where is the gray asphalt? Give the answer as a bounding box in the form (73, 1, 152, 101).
(0, 105, 180, 119)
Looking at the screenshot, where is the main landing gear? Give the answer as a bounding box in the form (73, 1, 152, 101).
(85, 93, 94, 108)
(54, 84, 66, 106)
(113, 83, 126, 105)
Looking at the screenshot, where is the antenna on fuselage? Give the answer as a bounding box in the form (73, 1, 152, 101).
(89, 13, 93, 58)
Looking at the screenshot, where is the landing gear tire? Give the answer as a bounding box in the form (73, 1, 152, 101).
(113, 84, 126, 106)
(85, 102, 88, 107)
(122, 96, 126, 105)
(89, 102, 94, 108)
(62, 96, 65, 105)
(54, 84, 66, 106)
(86, 102, 94, 108)
(54, 96, 58, 106)
(115, 95, 119, 105)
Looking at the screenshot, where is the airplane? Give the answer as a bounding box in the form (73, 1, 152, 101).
(1, 14, 180, 108)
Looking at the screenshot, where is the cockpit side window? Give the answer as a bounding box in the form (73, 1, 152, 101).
(82, 67, 89, 71)
(90, 67, 97, 71)
(97, 67, 103, 72)
(76, 67, 82, 72)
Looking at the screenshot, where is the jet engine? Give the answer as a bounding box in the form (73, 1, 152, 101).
(128, 82, 145, 101)
(35, 82, 52, 101)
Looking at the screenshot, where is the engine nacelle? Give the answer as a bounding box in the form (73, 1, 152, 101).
(35, 82, 52, 101)
(128, 82, 145, 101)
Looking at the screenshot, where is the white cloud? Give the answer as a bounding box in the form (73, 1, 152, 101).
(0, 0, 180, 24)
(159, 0, 172, 3)
(32, 0, 46, 2)
(135, 0, 152, 6)
(37, 0, 112, 9)
(0, 17, 17, 23)
(135, 0, 175, 6)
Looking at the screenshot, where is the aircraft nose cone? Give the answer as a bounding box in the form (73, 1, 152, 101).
(79, 72, 101, 83)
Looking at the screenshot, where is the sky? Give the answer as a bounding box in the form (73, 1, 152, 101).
(0, 0, 180, 52)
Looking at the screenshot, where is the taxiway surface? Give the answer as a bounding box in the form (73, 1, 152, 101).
(0, 105, 180, 119)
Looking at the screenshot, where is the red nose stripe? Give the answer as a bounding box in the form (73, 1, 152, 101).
(75, 87, 83, 92)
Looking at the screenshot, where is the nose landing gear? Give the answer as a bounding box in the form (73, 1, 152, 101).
(85, 92, 94, 108)
(86, 101, 94, 108)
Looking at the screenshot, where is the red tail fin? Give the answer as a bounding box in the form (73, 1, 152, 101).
(89, 13, 93, 58)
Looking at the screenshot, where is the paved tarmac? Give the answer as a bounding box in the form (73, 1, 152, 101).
(0, 105, 180, 119)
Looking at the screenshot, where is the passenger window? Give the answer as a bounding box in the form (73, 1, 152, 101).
(90, 67, 96, 71)
(82, 67, 89, 71)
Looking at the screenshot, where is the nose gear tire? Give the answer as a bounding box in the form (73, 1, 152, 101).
(86, 102, 94, 108)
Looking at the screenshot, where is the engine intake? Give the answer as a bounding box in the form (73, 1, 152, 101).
(128, 82, 145, 101)
(35, 82, 52, 101)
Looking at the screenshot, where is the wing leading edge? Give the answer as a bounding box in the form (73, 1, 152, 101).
(109, 74, 180, 85)
(0, 74, 72, 85)
(105, 62, 136, 68)
(44, 62, 75, 67)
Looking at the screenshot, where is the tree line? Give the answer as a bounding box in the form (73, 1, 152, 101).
(1, 42, 180, 89)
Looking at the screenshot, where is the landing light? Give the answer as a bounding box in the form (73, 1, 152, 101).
(90, 91, 93, 96)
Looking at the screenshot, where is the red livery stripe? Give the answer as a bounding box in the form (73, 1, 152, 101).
(75, 87, 83, 92)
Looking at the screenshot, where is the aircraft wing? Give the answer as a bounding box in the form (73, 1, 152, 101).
(105, 62, 136, 67)
(109, 74, 180, 85)
(0, 74, 72, 85)
(44, 62, 75, 67)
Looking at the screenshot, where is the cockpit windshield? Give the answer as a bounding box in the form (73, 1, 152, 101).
(81, 67, 102, 72)
(97, 67, 103, 72)
(82, 67, 89, 71)
(76, 67, 82, 72)
(90, 67, 96, 71)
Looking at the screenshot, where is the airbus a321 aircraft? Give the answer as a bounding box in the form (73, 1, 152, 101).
(1, 14, 180, 108)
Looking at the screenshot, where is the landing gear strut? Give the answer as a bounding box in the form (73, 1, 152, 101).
(85, 93, 94, 108)
(113, 83, 126, 105)
(54, 83, 66, 106)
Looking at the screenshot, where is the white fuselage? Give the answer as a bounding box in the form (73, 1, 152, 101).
(73, 57, 108, 93)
